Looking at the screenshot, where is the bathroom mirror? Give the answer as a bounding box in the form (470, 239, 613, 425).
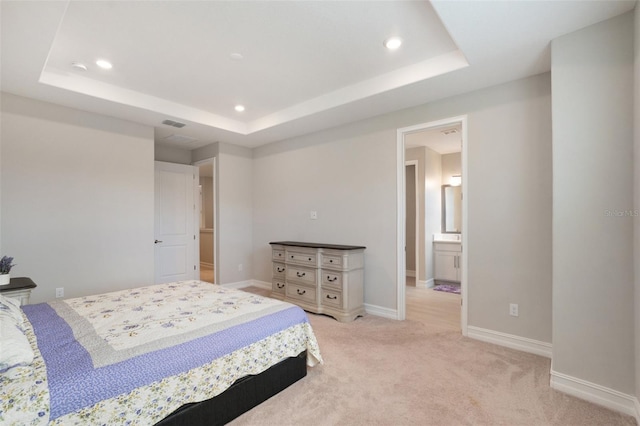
(442, 185, 462, 233)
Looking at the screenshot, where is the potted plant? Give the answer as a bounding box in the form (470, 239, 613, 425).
(0, 256, 16, 286)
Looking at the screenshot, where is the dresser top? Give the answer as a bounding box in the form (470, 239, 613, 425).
(0, 277, 37, 292)
(270, 241, 366, 250)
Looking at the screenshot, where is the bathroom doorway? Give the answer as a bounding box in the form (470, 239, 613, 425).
(397, 116, 467, 334)
(196, 158, 216, 284)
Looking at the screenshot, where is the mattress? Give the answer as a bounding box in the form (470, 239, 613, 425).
(0, 281, 322, 425)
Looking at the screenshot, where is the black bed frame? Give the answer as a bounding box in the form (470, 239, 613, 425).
(155, 350, 307, 426)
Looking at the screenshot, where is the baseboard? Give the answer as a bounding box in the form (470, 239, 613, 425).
(550, 369, 637, 417)
(467, 326, 552, 358)
(249, 279, 271, 290)
(219, 279, 271, 290)
(635, 396, 640, 424)
(406, 270, 416, 277)
(219, 280, 253, 289)
(364, 303, 398, 320)
(415, 278, 434, 288)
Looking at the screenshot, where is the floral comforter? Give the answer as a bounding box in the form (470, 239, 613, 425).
(1, 281, 322, 425)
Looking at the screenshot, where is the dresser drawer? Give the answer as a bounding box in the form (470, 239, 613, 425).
(286, 283, 316, 304)
(322, 271, 342, 289)
(272, 249, 285, 262)
(322, 289, 342, 308)
(272, 279, 286, 294)
(286, 266, 316, 286)
(273, 262, 286, 278)
(321, 254, 343, 269)
(286, 249, 318, 267)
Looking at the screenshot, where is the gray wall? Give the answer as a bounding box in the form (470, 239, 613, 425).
(155, 144, 192, 165)
(441, 152, 461, 185)
(552, 12, 634, 394)
(1, 93, 155, 303)
(252, 72, 552, 336)
(635, 3, 640, 406)
(405, 163, 416, 272)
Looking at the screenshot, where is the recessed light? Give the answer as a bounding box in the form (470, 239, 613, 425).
(71, 62, 87, 71)
(230, 53, 244, 61)
(96, 59, 113, 69)
(384, 36, 402, 50)
(235, 105, 245, 112)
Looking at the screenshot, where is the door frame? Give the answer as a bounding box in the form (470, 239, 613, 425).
(396, 115, 468, 336)
(404, 160, 419, 283)
(194, 157, 218, 284)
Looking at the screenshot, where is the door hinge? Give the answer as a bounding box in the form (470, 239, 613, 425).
(194, 265, 196, 271)
(193, 235, 196, 240)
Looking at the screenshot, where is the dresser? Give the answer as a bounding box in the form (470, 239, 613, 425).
(0, 277, 37, 306)
(270, 241, 365, 322)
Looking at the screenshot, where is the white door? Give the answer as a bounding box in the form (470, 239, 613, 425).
(154, 161, 198, 284)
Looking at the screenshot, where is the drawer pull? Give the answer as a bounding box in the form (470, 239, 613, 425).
(327, 276, 337, 282)
(296, 272, 306, 278)
(326, 294, 337, 300)
(329, 259, 333, 263)
(278, 253, 282, 257)
(297, 289, 306, 295)
(308, 257, 312, 261)
(291, 255, 294, 258)
(277, 267, 285, 272)
(277, 283, 285, 289)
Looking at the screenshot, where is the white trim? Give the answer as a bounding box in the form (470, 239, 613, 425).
(634, 397, 640, 424)
(365, 303, 398, 320)
(406, 270, 416, 277)
(249, 279, 272, 290)
(416, 278, 434, 288)
(194, 157, 218, 284)
(218, 280, 253, 289)
(405, 159, 420, 285)
(218, 279, 272, 290)
(396, 131, 406, 320)
(397, 116, 468, 332)
(550, 369, 637, 417)
(467, 326, 552, 358)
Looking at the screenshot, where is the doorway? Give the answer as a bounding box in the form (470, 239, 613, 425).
(396, 116, 468, 335)
(196, 158, 216, 284)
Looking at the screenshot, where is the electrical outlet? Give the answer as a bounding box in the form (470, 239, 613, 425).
(509, 303, 519, 317)
(310, 211, 318, 220)
(238, 264, 243, 272)
(55, 288, 64, 298)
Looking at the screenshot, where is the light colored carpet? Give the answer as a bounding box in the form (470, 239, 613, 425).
(231, 310, 636, 425)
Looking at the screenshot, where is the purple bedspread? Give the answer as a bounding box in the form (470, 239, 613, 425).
(22, 302, 307, 420)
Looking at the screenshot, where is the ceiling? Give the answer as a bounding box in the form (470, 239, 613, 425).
(406, 123, 462, 155)
(1, 1, 635, 149)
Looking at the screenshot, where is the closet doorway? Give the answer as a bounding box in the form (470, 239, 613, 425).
(196, 158, 216, 284)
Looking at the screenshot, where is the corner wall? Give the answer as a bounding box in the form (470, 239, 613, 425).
(551, 11, 635, 401)
(1, 93, 155, 303)
(252, 72, 552, 339)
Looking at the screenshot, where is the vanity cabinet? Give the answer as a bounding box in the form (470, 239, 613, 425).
(270, 241, 365, 322)
(434, 242, 462, 283)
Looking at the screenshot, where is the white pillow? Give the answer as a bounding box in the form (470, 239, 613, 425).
(0, 315, 34, 371)
(0, 294, 24, 324)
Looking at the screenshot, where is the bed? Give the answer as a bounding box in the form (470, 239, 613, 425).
(0, 281, 322, 425)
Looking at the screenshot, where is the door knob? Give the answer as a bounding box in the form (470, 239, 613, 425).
(154, 240, 163, 244)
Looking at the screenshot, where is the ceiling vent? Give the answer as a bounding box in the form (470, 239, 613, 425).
(441, 128, 459, 135)
(163, 134, 198, 144)
(162, 119, 186, 128)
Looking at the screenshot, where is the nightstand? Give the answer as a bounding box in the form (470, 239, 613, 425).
(0, 277, 37, 306)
